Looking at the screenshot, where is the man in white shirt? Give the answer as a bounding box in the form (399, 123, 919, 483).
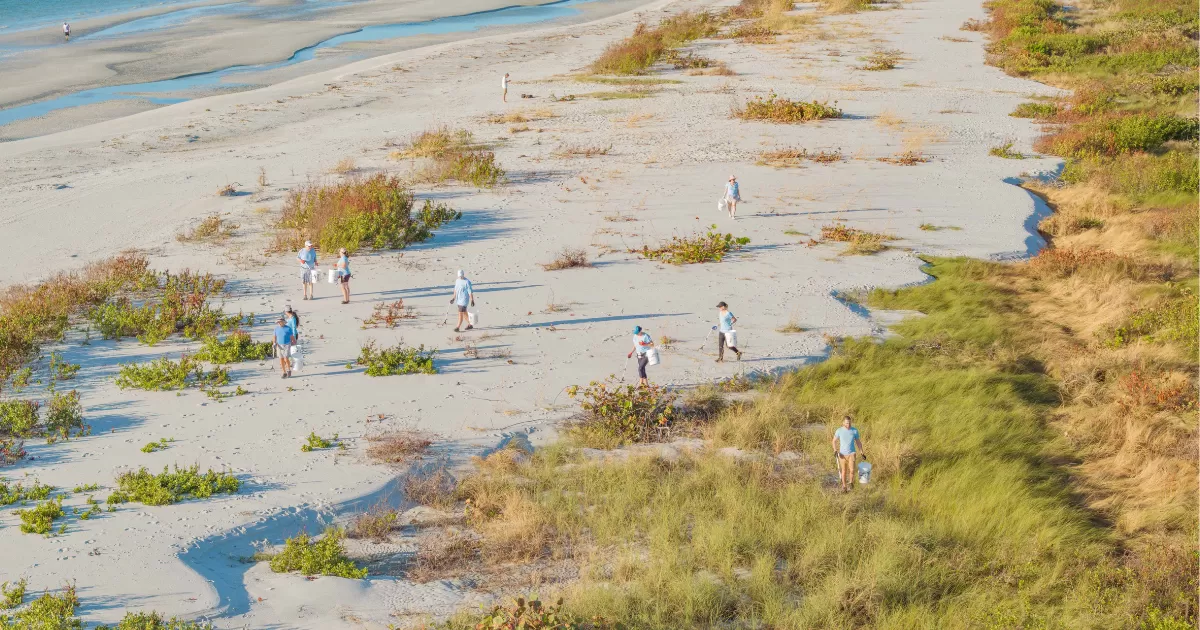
(502, 73, 510, 102)
(63, 22, 71, 40)
(296, 240, 318, 300)
(450, 269, 475, 332)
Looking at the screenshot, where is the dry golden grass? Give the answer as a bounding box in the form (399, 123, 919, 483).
(331, 157, 357, 174)
(404, 464, 457, 508)
(553, 144, 611, 158)
(877, 151, 930, 165)
(757, 148, 843, 167)
(176, 215, 237, 243)
(487, 108, 556, 124)
(874, 110, 903, 128)
(541, 247, 591, 271)
(365, 431, 432, 464)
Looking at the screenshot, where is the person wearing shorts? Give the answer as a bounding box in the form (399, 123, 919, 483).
(715, 301, 742, 362)
(627, 325, 654, 387)
(502, 73, 510, 102)
(273, 318, 295, 378)
(450, 269, 474, 332)
(297, 241, 318, 300)
(831, 415, 866, 493)
(336, 248, 351, 304)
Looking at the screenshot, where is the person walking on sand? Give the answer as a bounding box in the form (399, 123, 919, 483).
(63, 22, 71, 40)
(724, 175, 741, 219)
(273, 317, 295, 379)
(284, 306, 300, 342)
(831, 415, 866, 493)
(715, 301, 742, 362)
(450, 269, 474, 332)
(502, 73, 510, 102)
(627, 325, 655, 387)
(297, 241, 318, 300)
(336, 248, 351, 304)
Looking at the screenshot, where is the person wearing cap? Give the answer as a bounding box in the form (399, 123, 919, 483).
(627, 325, 655, 387)
(273, 317, 295, 378)
(284, 306, 300, 341)
(336, 248, 351, 304)
(723, 175, 741, 219)
(450, 270, 474, 332)
(297, 241, 318, 300)
(715, 301, 742, 362)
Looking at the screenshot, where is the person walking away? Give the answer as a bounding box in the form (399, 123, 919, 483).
(715, 301, 742, 362)
(284, 306, 300, 342)
(831, 415, 866, 493)
(273, 318, 295, 378)
(297, 241, 318, 300)
(450, 270, 474, 332)
(63, 22, 71, 40)
(627, 325, 655, 387)
(502, 73, 510, 102)
(724, 175, 741, 219)
(336, 248, 351, 304)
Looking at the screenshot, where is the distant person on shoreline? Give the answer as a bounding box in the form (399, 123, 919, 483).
(724, 175, 741, 219)
(336, 248, 351, 304)
(451, 269, 474, 332)
(297, 240, 318, 300)
(831, 415, 866, 493)
(502, 73, 510, 103)
(627, 325, 655, 387)
(715, 301, 742, 362)
(273, 317, 294, 379)
(63, 22, 71, 40)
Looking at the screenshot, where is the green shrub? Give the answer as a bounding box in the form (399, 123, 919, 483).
(0, 400, 39, 437)
(110, 465, 239, 506)
(267, 527, 367, 579)
(301, 432, 338, 452)
(989, 142, 1026, 159)
(590, 11, 721, 75)
(632, 225, 750, 264)
(115, 356, 227, 391)
(193, 330, 272, 363)
(49, 352, 79, 382)
(1, 479, 53, 505)
(566, 378, 677, 447)
(141, 438, 174, 453)
(356, 340, 437, 376)
(1010, 101, 1058, 118)
(0, 579, 25, 610)
(1064, 150, 1200, 203)
(1041, 114, 1199, 158)
(97, 612, 214, 629)
(0, 584, 80, 629)
(1105, 288, 1198, 355)
(0, 390, 88, 443)
(734, 92, 842, 123)
(18, 497, 64, 535)
(276, 174, 462, 254)
(87, 270, 239, 345)
(472, 596, 615, 629)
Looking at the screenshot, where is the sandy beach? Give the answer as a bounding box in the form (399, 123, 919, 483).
(0, 0, 1063, 626)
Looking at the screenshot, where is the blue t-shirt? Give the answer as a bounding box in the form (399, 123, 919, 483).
(297, 247, 316, 268)
(285, 314, 299, 338)
(274, 325, 294, 346)
(454, 278, 473, 306)
(338, 255, 350, 277)
(718, 311, 735, 332)
(834, 427, 859, 455)
(633, 332, 652, 355)
(725, 181, 740, 200)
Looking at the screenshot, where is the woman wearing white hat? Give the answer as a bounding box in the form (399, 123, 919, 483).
(723, 175, 741, 219)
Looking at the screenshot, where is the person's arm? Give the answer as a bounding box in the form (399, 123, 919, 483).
(831, 434, 839, 452)
(855, 436, 865, 458)
(730, 314, 737, 326)
(469, 283, 475, 307)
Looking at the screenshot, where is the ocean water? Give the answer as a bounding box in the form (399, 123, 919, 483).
(0, 0, 200, 31)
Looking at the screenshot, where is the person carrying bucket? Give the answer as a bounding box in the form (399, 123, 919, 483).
(450, 269, 475, 332)
(297, 241, 318, 300)
(831, 415, 867, 493)
(336, 248, 352, 304)
(715, 301, 742, 362)
(627, 325, 655, 387)
(273, 317, 295, 379)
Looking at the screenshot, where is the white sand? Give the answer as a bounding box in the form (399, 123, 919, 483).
(0, 0, 1060, 626)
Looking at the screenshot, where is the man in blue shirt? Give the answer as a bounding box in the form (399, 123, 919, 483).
(626, 325, 655, 387)
(715, 301, 742, 362)
(831, 415, 866, 493)
(273, 318, 295, 378)
(297, 241, 318, 301)
(450, 269, 475, 332)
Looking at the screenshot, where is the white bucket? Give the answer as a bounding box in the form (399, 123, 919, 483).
(289, 344, 300, 356)
(857, 460, 872, 484)
(309, 269, 321, 284)
(717, 197, 728, 214)
(724, 331, 737, 348)
(290, 356, 302, 372)
(467, 310, 479, 327)
(328, 269, 337, 284)
(645, 347, 660, 366)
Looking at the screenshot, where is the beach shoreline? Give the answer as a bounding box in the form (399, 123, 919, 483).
(0, 0, 1064, 626)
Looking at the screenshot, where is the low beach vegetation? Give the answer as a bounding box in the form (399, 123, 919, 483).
(17, 497, 64, 535)
(115, 356, 228, 391)
(554, 144, 611, 158)
(393, 127, 505, 188)
(365, 430, 431, 464)
(362, 300, 416, 329)
(565, 378, 677, 448)
(0, 390, 87, 444)
(275, 173, 462, 254)
(877, 150, 930, 165)
(268, 527, 367, 579)
(859, 49, 901, 70)
(356, 340, 437, 376)
(541, 247, 591, 271)
(107, 465, 239, 506)
(193, 330, 272, 363)
(631, 226, 749, 264)
(87, 269, 242, 345)
(176, 215, 237, 244)
(0, 579, 25, 610)
(1010, 101, 1058, 118)
(300, 432, 338, 452)
(756, 147, 842, 166)
(734, 92, 842, 123)
(0, 584, 79, 628)
(140, 438, 173, 454)
(404, 463, 457, 508)
(347, 503, 399, 541)
(97, 612, 214, 629)
(590, 11, 721, 75)
(820, 223, 894, 255)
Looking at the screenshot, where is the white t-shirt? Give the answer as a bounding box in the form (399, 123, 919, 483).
(63, 23, 70, 34)
(502, 75, 509, 90)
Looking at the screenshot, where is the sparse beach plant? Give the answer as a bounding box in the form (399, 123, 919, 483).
(860, 49, 902, 70)
(362, 300, 416, 329)
(590, 11, 721, 75)
(1011, 102, 1058, 119)
(110, 465, 239, 506)
(193, 330, 272, 363)
(0, 583, 80, 627)
(365, 431, 432, 464)
(566, 378, 677, 447)
(541, 247, 591, 270)
(394, 127, 504, 188)
(356, 340, 437, 376)
(141, 438, 173, 453)
(878, 150, 930, 165)
(632, 225, 750, 264)
(348, 503, 399, 541)
(268, 527, 367, 579)
(0, 579, 25, 610)
(820, 223, 894, 255)
(300, 432, 338, 452)
(734, 92, 842, 123)
(989, 142, 1026, 159)
(96, 612, 214, 629)
(18, 497, 64, 535)
(177, 215, 238, 243)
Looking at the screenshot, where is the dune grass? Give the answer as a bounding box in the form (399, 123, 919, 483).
(590, 11, 721, 75)
(392, 127, 505, 188)
(734, 92, 842, 123)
